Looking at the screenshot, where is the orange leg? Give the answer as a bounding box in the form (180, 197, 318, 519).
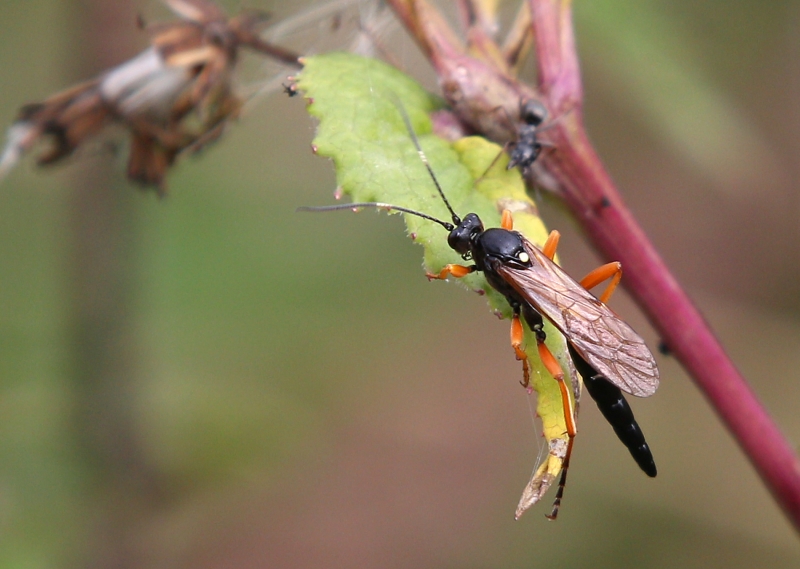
(501, 209, 514, 230)
(539, 339, 577, 521)
(541, 230, 561, 260)
(580, 261, 622, 304)
(537, 342, 577, 438)
(510, 315, 530, 388)
(526, 311, 577, 521)
(426, 263, 475, 281)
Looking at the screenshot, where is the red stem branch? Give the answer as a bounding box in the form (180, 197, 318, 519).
(552, 113, 800, 529)
(530, 0, 800, 529)
(388, 0, 800, 531)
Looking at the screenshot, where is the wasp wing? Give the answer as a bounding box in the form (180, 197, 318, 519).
(497, 238, 659, 397)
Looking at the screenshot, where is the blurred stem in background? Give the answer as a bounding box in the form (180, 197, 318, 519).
(66, 2, 163, 567)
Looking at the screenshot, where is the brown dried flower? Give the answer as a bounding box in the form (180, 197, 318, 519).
(0, 0, 299, 194)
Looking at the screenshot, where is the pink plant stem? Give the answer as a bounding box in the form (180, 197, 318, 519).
(553, 120, 800, 529)
(531, 0, 800, 529)
(388, 0, 800, 530)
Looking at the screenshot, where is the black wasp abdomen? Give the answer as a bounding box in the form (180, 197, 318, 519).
(568, 345, 657, 477)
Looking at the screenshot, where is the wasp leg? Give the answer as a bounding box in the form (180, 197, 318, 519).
(546, 436, 574, 520)
(521, 306, 574, 419)
(425, 264, 476, 281)
(539, 338, 578, 521)
(522, 304, 577, 519)
(580, 262, 622, 304)
(539, 337, 577, 521)
(541, 230, 561, 260)
(501, 209, 514, 230)
(510, 312, 530, 387)
(536, 341, 576, 433)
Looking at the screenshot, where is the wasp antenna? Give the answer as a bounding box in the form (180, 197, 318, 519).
(390, 96, 461, 226)
(297, 202, 454, 231)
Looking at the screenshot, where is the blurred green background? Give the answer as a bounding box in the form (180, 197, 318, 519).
(1, 0, 799, 567)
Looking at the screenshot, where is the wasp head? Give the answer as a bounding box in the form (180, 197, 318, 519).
(447, 212, 483, 260)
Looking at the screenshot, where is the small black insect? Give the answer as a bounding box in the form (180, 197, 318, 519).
(507, 99, 548, 172)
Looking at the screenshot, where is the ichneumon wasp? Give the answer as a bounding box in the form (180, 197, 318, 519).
(300, 101, 659, 519)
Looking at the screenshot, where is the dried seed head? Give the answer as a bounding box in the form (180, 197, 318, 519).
(0, 0, 299, 192)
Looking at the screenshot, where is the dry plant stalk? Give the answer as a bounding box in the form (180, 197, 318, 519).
(0, 0, 299, 193)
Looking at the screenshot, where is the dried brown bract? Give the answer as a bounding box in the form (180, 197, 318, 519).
(0, 0, 300, 193)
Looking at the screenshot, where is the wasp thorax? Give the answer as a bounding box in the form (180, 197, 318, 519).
(447, 212, 483, 256)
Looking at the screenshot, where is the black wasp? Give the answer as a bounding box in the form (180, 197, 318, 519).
(301, 102, 659, 519)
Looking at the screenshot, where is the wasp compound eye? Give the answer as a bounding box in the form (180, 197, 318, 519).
(447, 213, 483, 256)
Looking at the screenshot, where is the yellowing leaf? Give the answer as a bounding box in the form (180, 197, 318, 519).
(298, 52, 581, 518)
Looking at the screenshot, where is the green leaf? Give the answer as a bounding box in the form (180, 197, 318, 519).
(298, 52, 579, 517)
